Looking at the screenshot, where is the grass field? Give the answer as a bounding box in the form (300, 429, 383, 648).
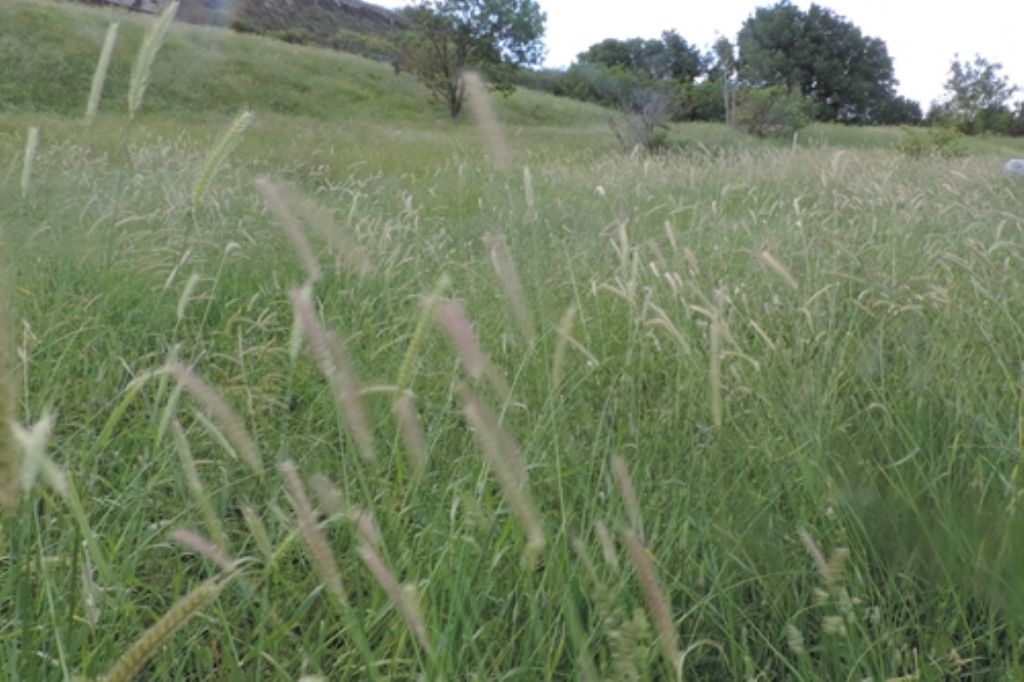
(4, 0, 1024, 679)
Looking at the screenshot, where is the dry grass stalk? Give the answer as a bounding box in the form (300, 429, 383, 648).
(757, 250, 799, 290)
(256, 178, 323, 284)
(170, 528, 237, 573)
(175, 273, 202, 322)
(85, 22, 119, 124)
(127, 0, 179, 120)
(594, 520, 620, 572)
(192, 110, 253, 212)
(350, 506, 383, 550)
(457, 384, 544, 564)
(12, 412, 66, 499)
(797, 527, 829, 578)
(623, 528, 680, 674)
(393, 391, 429, 473)
(169, 363, 264, 476)
(282, 184, 373, 278)
(610, 455, 642, 538)
(823, 547, 850, 588)
(171, 419, 229, 552)
(309, 473, 347, 519)
(708, 292, 724, 429)
(239, 504, 274, 564)
(357, 543, 433, 656)
(435, 300, 486, 379)
(279, 460, 349, 606)
(21, 127, 39, 199)
(0, 299, 17, 515)
(396, 273, 450, 393)
(551, 304, 576, 391)
(99, 577, 225, 682)
(289, 289, 376, 461)
(487, 234, 536, 344)
(523, 166, 535, 209)
(433, 299, 511, 399)
(462, 70, 510, 169)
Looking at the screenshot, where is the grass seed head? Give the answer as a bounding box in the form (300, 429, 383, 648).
(279, 460, 348, 606)
(128, 0, 179, 119)
(170, 363, 264, 476)
(623, 528, 680, 674)
(99, 577, 224, 682)
(85, 22, 119, 124)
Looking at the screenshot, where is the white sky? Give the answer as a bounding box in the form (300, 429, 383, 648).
(374, 1, 1024, 108)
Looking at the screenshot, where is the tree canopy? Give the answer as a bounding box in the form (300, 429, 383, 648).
(400, 0, 545, 117)
(575, 31, 703, 85)
(737, 2, 914, 124)
(933, 54, 1019, 134)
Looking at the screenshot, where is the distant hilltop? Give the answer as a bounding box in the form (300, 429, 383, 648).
(72, 0, 409, 39)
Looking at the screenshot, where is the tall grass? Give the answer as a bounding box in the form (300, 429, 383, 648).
(4, 0, 1024, 679)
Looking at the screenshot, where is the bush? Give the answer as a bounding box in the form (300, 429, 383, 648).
(552, 63, 639, 108)
(608, 89, 676, 154)
(896, 126, 967, 159)
(513, 67, 564, 94)
(735, 86, 811, 138)
(676, 79, 725, 122)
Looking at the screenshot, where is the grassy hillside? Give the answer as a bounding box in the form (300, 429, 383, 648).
(0, 0, 609, 128)
(4, 0, 1024, 680)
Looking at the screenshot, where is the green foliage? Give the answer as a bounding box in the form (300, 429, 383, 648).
(1010, 103, 1024, 137)
(935, 54, 1019, 134)
(576, 30, 703, 85)
(7, 1, 1024, 680)
(400, 0, 546, 117)
(552, 62, 639, 108)
(676, 79, 726, 122)
(734, 85, 811, 138)
(896, 126, 968, 159)
(328, 27, 398, 61)
(737, 2, 908, 124)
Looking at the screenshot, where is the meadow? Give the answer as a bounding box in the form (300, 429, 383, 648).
(4, 0, 1024, 679)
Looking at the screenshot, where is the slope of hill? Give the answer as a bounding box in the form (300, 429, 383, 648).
(0, 0, 610, 128)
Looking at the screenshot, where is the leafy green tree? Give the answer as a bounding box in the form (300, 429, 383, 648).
(576, 31, 703, 85)
(737, 1, 904, 123)
(400, 0, 545, 118)
(936, 54, 1018, 134)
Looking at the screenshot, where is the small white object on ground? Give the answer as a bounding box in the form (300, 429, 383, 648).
(1005, 159, 1024, 176)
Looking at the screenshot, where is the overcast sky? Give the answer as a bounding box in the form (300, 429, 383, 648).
(374, 0, 1024, 109)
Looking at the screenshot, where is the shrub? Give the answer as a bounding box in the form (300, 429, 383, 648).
(676, 79, 725, 122)
(897, 126, 967, 159)
(608, 89, 677, 154)
(735, 86, 811, 138)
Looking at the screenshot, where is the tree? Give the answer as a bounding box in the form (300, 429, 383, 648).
(937, 54, 1018, 134)
(737, 1, 905, 123)
(400, 0, 546, 118)
(711, 36, 737, 126)
(576, 31, 703, 85)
